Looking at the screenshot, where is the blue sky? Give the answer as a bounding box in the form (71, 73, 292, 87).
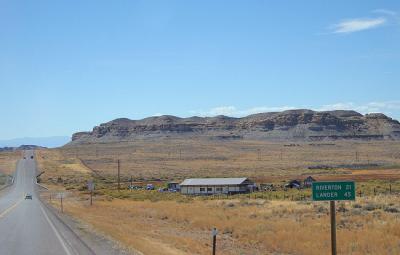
(0, 0, 399, 140)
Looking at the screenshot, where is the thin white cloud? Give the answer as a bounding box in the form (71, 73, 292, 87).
(191, 106, 296, 117)
(372, 9, 397, 16)
(191, 101, 400, 119)
(317, 101, 400, 114)
(331, 17, 386, 33)
(208, 106, 237, 116)
(243, 106, 297, 115)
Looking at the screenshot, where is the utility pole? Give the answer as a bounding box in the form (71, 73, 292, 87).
(130, 175, 133, 190)
(355, 151, 359, 162)
(117, 159, 121, 191)
(88, 180, 94, 206)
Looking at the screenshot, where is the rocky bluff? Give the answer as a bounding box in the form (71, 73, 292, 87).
(71, 110, 400, 144)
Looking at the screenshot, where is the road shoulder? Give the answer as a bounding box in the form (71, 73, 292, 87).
(39, 191, 136, 255)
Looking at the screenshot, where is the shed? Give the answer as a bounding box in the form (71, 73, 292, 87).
(167, 182, 181, 191)
(180, 177, 255, 195)
(303, 176, 316, 188)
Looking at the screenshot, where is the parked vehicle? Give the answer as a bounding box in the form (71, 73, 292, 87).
(128, 185, 143, 190)
(158, 187, 168, 192)
(285, 180, 301, 189)
(146, 184, 155, 190)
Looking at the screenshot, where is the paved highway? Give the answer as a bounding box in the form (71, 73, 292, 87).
(0, 150, 94, 255)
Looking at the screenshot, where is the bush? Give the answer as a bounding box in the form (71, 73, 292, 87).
(364, 203, 380, 211)
(337, 203, 348, 212)
(316, 206, 328, 214)
(384, 207, 399, 213)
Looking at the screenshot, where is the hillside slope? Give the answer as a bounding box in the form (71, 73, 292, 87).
(70, 110, 400, 144)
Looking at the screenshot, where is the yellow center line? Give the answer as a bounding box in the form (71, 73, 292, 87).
(0, 197, 24, 218)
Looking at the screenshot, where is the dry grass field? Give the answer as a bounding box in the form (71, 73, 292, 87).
(46, 193, 400, 255)
(32, 139, 400, 254)
(0, 151, 20, 175)
(0, 151, 20, 186)
(40, 139, 400, 183)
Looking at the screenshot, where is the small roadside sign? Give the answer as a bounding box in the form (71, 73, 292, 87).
(212, 228, 218, 237)
(87, 180, 95, 191)
(312, 181, 355, 201)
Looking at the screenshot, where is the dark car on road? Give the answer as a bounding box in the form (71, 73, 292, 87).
(25, 194, 33, 200)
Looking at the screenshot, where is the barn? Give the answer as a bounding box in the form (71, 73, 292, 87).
(180, 177, 256, 195)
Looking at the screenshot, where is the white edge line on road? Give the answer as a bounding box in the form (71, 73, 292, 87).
(34, 180, 49, 190)
(39, 205, 73, 255)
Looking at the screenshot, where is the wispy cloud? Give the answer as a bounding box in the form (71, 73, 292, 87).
(330, 17, 386, 34)
(372, 9, 397, 16)
(317, 101, 400, 114)
(190, 101, 400, 119)
(190, 106, 296, 117)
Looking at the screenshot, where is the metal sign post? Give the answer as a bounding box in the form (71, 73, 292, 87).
(212, 228, 218, 255)
(330, 201, 337, 255)
(88, 180, 95, 206)
(312, 181, 355, 255)
(60, 193, 63, 213)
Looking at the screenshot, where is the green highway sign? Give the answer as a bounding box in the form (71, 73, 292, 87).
(312, 181, 355, 201)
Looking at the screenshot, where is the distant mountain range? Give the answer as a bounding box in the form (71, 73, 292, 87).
(0, 136, 70, 148)
(70, 109, 400, 144)
(0, 145, 48, 152)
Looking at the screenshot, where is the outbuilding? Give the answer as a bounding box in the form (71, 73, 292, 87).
(167, 182, 181, 191)
(303, 176, 316, 188)
(180, 177, 255, 195)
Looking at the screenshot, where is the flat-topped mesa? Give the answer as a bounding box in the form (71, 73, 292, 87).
(69, 109, 400, 144)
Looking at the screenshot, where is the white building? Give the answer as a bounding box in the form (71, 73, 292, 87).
(180, 177, 255, 195)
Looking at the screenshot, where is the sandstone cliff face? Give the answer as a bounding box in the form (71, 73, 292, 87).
(70, 110, 400, 144)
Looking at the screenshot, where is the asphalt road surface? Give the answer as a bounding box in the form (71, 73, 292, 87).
(0, 150, 95, 255)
